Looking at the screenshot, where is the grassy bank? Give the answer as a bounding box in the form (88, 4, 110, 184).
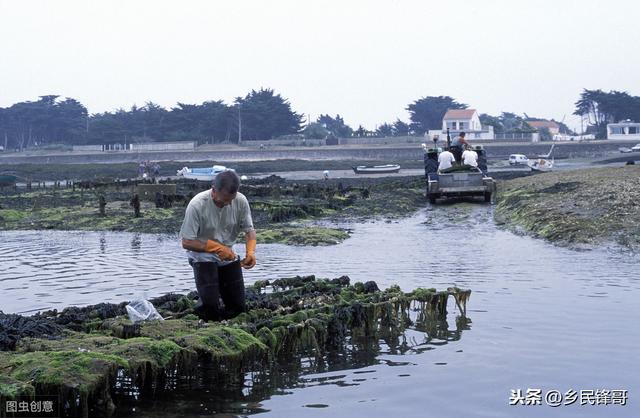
(495, 166, 640, 249)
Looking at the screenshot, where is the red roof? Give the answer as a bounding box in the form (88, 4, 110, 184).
(443, 109, 477, 120)
(527, 120, 560, 129)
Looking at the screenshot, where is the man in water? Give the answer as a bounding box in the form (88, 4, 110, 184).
(180, 170, 257, 321)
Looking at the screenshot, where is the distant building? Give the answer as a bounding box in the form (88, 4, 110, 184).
(526, 120, 560, 135)
(607, 121, 640, 140)
(427, 108, 494, 141)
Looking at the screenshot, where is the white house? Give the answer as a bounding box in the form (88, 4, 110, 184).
(607, 121, 640, 140)
(427, 109, 495, 141)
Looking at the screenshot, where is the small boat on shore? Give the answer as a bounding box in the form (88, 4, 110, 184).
(352, 164, 401, 174)
(528, 158, 554, 172)
(176, 165, 234, 181)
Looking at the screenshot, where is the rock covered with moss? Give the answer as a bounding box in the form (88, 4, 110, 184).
(0, 275, 470, 417)
(495, 166, 640, 249)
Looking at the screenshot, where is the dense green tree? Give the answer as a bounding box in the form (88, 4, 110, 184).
(499, 112, 535, 132)
(392, 119, 411, 136)
(406, 96, 467, 134)
(0, 95, 88, 150)
(375, 123, 393, 137)
(165, 101, 232, 143)
(88, 110, 129, 143)
(574, 89, 640, 137)
(303, 122, 329, 139)
(317, 114, 353, 138)
(479, 114, 503, 133)
(354, 125, 373, 137)
(234, 88, 303, 141)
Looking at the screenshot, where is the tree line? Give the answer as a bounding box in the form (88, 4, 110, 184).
(2, 88, 634, 150)
(573, 89, 640, 138)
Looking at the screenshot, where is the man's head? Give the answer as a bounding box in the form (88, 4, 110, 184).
(212, 170, 240, 207)
(460, 132, 466, 138)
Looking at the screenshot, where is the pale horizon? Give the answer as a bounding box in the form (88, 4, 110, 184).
(1, 0, 639, 132)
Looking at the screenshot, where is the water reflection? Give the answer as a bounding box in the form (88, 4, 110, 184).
(130, 233, 142, 252)
(99, 233, 107, 254)
(1, 207, 639, 417)
(112, 309, 468, 418)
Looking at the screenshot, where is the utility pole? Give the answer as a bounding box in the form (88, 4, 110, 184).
(238, 104, 242, 144)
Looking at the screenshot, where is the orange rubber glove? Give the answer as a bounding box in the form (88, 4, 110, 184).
(205, 239, 236, 261)
(241, 238, 257, 269)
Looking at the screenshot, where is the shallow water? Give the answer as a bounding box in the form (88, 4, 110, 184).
(1, 205, 639, 417)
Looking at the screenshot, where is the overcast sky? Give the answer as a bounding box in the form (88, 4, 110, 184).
(1, 0, 638, 131)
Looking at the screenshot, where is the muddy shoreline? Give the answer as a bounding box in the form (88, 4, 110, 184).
(495, 166, 640, 250)
(0, 173, 428, 246)
(0, 140, 633, 166)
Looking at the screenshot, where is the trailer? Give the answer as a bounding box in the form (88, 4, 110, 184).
(426, 167, 496, 204)
(423, 145, 496, 204)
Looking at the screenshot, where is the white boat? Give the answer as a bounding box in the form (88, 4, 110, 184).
(528, 158, 554, 172)
(352, 164, 401, 174)
(176, 165, 234, 181)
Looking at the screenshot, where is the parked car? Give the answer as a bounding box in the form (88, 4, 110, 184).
(631, 143, 640, 151)
(619, 147, 632, 153)
(509, 154, 529, 165)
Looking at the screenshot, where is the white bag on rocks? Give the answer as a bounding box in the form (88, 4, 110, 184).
(126, 299, 164, 323)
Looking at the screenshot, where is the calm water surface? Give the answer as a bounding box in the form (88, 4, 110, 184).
(1, 205, 638, 417)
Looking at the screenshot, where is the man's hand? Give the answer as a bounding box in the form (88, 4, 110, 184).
(205, 240, 236, 261)
(241, 238, 257, 269)
(240, 253, 256, 269)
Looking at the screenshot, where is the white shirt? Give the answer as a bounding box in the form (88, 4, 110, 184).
(462, 150, 478, 167)
(438, 151, 456, 171)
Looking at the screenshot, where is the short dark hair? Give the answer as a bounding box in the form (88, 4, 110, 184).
(213, 170, 240, 194)
(460, 132, 466, 137)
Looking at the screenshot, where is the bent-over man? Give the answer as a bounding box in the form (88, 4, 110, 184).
(180, 170, 257, 321)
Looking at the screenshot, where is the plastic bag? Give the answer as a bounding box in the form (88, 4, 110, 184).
(125, 299, 164, 323)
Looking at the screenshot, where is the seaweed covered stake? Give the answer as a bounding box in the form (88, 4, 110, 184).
(0, 276, 470, 417)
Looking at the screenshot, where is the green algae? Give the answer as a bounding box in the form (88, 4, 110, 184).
(1, 176, 426, 245)
(495, 167, 640, 249)
(0, 350, 126, 398)
(0, 209, 26, 222)
(1, 275, 471, 416)
(257, 227, 350, 246)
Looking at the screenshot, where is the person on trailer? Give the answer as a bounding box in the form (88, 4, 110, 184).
(438, 149, 456, 172)
(450, 131, 470, 163)
(462, 146, 479, 168)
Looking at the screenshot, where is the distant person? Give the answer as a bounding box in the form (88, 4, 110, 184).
(462, 146, 479, 168)
(323, 170, 329, 180)
(438, 149, 456, 172)
(152, 163, 160, 177)
(138, 162, 145, 177)
(450, 132, 470, 162)
(180, 170, 256, 322)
